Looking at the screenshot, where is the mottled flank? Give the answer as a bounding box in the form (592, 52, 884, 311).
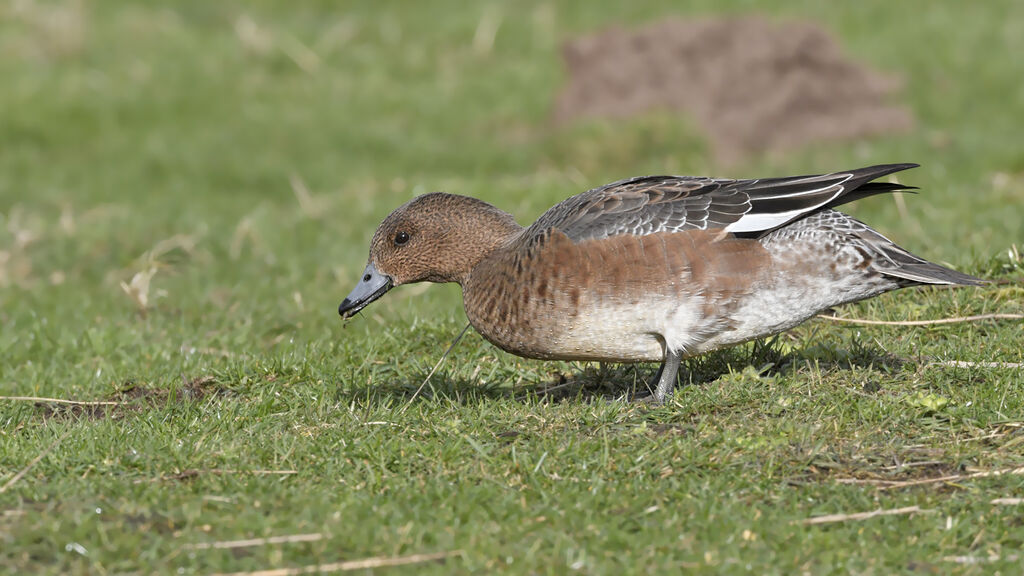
(339, 164, 983, 402)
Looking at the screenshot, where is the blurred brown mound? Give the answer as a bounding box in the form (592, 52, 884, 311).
(553, 16, 914, 163)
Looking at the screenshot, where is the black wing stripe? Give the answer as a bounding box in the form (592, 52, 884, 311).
(749, 187, 845, 215)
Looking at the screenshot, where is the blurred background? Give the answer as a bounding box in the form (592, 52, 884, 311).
(4, 4, 1024, 572)
(1, 0, 1022, 380)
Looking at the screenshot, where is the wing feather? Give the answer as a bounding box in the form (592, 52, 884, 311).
(525, 164, 917, 243)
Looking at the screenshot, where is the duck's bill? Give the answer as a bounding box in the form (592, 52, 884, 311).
(338, 263, 393, 319)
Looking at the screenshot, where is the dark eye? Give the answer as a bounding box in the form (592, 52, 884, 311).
(394, 231, 410, 246)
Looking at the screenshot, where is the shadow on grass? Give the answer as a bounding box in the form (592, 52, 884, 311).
(354, 336, 909, 406)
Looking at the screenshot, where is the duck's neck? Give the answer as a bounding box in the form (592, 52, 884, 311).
(439, 199, 524, 285)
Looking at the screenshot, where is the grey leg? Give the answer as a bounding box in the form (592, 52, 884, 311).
(651, 348, 682, 403)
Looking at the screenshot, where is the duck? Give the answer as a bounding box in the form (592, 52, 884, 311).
(339, 164, 983, 403)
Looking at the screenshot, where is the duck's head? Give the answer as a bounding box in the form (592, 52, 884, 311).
(338, 192, 522, 318)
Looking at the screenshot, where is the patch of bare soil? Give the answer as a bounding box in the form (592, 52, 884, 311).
(553, 16, 913, 163)
(38, 376, 226, 421)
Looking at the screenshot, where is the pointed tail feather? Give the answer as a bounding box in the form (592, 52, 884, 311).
(867, 233, 986, 286)
(825, 164, 920, 210)
(830, 182, 918, 207)
(882, 260, 986, 287)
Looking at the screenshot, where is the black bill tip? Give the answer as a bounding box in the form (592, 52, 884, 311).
(338, 263, 393, 319)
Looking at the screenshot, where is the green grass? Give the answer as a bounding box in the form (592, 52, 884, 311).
(2, 0, 1024, 574)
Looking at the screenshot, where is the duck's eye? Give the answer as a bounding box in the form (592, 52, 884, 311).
(394, 231, 411, 246)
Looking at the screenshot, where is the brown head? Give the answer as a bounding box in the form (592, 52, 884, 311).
(338, 192, 523, 318)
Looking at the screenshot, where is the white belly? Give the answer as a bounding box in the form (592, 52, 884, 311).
(549, 295, 707, 362)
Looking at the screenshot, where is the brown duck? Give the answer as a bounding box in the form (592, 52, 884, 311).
(339, 164, 983, 402)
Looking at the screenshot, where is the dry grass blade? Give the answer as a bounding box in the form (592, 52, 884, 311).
(279, 34, 320, 74)
(0, 428, 73, 494)
(472, 8, 503, 56)
(929, 360, 1024, 369)
(290, 174, 321, 219)
(120, 266, 159, 311)
(516, 379, 578, 402)
(818, 313, 1024, 326)
(944, 554, 1021, 564)
(796, 505, 927, 525)
(398, 323, 472, 415)
(991, 498, 1024, 505)
(212, 550, 461, 576)
(0, 395, 121, 406)
(134, 469, 298, 484)
(186, 533, 324, 550)
(835, 466, 1024, 489)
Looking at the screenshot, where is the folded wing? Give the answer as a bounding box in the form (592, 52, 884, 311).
(529, 164, 919, 242)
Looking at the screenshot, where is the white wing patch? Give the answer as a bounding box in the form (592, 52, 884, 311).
(723, 173, 853, 234)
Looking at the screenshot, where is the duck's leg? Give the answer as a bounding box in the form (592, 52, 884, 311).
(650, 349, 682, 403)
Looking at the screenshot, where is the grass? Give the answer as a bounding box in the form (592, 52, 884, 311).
(2, 0, 1023, 573)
